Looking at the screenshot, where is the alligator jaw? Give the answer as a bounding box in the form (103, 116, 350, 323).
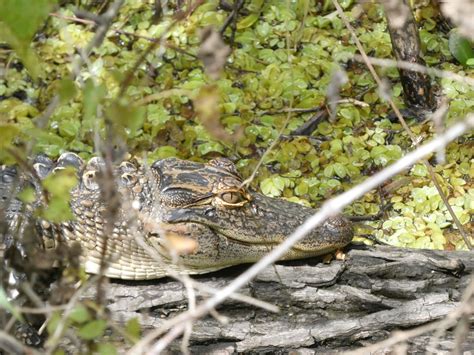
(162, 192, 354, 263)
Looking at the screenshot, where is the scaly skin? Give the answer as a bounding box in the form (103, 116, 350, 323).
(1, 153, 353, 280)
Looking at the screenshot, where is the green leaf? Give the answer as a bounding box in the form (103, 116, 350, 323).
(260, 177, 285, 197)
(333, 163, 347, 178)
(323, 165, 334, 178)
(31, 129, 68, 157)
(295, 181, 309, 196)
(0, 0, 56, 78)
(82, 79, 107, 131)
(47, 312, 62, 335)
(107, 101, 146, 138)
(69, 305, 91, 324)
(42, 168, 78, 222)
(58, 79, 77, 103)
(18, 187, 36, 204)
(0, 124, 19, 148)
(97, 344, 118, 355)
(197, 142, 224, 156)
(247, 0, 264, 12)
(77, 319, 107, 340)
(237, 14, 259, 30)
(411, 164, 427, 177)
(43, 168, 77, 197)
(147, 146, 178, 163)
(59, 120, 80, 138)
(449, 30, 474, 66)
(0, 124, 20, 162)
(125, 317, 141, 341)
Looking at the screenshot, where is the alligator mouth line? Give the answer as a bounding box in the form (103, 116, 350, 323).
(211, 226, 308, 251)
(211, 226, 348, 255)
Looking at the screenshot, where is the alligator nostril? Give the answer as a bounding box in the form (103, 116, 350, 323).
(33, 163, 51, 179)
(121, 172, 137, 186)
(83, 170, 99, 190)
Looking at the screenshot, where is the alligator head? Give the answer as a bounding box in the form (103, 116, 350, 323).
(136, 157, 353, 278)
(2, 155, 353, 280)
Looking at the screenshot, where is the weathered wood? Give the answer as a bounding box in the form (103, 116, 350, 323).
(83, 246, 474, 353)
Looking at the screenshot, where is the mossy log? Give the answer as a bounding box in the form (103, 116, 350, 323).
(83, 245, 474, 353)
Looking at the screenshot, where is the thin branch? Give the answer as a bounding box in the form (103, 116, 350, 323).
(130, 114, 474, 354)
(17, 304, 69, 314)
(240, 3, 297, 190)
(259, 106, 324, 115)
(353, 55, 474, 87)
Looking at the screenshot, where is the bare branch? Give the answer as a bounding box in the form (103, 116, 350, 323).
(353, 55, 474, 87)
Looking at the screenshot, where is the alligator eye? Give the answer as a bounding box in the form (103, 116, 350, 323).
(220, 191, 245, 204)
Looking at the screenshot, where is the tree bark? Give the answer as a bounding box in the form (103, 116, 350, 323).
(383, 0, 436, 112)
(83, 245, 474, 353)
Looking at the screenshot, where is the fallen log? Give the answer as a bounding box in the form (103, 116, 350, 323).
(83, 245, 474, 353)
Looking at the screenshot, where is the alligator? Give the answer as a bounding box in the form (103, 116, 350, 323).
(0, 153, 353, 280)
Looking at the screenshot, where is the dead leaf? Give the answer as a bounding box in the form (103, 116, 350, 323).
(198, 27, 231, 80)
(164, 233, 198, 255)
(194, 84, 242, 143)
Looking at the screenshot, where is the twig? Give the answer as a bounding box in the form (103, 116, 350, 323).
(240, 5, 297, 190)
(332, 0, 472, 250)
(219, 0, 244, 45)
(50, 12, 95, 25)
(259, 106, 324, 115)
(353, 55, 474, 87)
(130, 114, 474, 354)
(18, 304, 69, 314)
